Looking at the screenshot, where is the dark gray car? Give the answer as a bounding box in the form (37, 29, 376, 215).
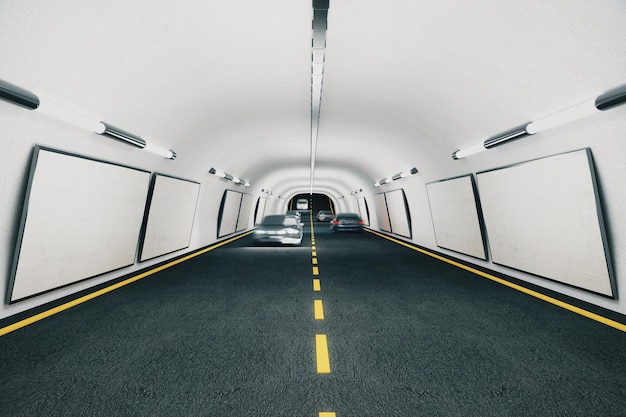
(330, 213, 364, 233)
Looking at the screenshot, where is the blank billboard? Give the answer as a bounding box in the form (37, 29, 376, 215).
(9, 147, 151, 302)
(357, 197, 369, 225)
(139, 174, 200, 262)
(426, 175, 486, 260)
(374, 193, 391, 232)
(385, 189, 411, 238)
(218, 190, 243, 237)
(236, 193, 254, 232)
(476, 149, 614, 297)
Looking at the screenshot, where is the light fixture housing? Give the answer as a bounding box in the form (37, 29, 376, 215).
(0, 79, 39, 109)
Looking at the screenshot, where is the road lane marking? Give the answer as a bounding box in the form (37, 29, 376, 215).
(366, 229, 626, 333)
(314, 300, 325, 320)
(319, 413, 336, 417)
(312, 258, 318, 265)
(315, 334, 331, 373)
(312, 245, 316, 250)
(312, 251, 317, 257)
(313, 266, 319, 276)
(313, 279, 321, 291)
(0, 231, 254, 337)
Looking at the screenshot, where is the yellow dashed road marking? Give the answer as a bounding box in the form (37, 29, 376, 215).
(315, 334, 331, 373)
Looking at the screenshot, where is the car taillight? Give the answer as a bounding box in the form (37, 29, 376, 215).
(333, 220, 339, 225)
(358, 221, 364, 225)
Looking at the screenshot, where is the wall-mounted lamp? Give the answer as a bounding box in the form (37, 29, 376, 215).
(209, 167, 250, 186)
(261, 188, 274, 195)
(452, 124, 529, 160)
(350, 188, 363, 195)
(374, 167, 418, 187)
(452, 84, 626, 160)
(0, 78, 176, 159)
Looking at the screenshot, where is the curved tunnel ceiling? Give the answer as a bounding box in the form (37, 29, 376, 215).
(1, 0, 626, 198)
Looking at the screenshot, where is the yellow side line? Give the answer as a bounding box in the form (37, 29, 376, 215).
(366, 229, 626, 333)
(313, 279, 321, 291)
(314, 299, 325, 320)
(0, 231, 254, 337)
(315, 334, 331, 373)
(319, 412, 336, 417)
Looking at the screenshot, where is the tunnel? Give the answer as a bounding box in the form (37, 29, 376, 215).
(1, 1, 625, 416)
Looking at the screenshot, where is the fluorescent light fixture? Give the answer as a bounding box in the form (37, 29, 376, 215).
(312, 63, 324, 75)
(374, 167, 418, 186)
(525, 99, 597, 134)
(208, 167, 250, 186)
(101, 123, 145, 147)
(144, 142, 176, 159)
(452, 142, 487, 159)
(208, 168, 226, 178)
(0, 79, 39, 109)
(38, 98, 106, 133)
(400, 167, 419, 177)
(312, 49, 325, 64)
(595, 85, 626, 110)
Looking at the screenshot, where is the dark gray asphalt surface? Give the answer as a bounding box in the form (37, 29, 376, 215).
(1, 221, 625, 416)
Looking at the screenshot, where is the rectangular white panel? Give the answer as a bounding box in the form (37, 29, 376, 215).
(236, 193, 254, 232)
(357, 197, 369, 225)
(218, 190, 242, 237)
(255, 197, 267, 225)
(385, 189, 411, 238)
(9, 147, 151, 302)
(476, 149, 614, 296)
(140, 174, 200, 261)
(426, 175, 486, 259)
(374, 193, 391, 232)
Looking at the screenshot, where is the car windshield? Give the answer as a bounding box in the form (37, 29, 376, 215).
(262, 215, 298, 226)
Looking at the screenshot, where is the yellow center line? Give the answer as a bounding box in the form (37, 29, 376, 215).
(315, 334, 331, 373)
(366, 229, 626, 333)
(319, 413, 336, 417)
(312, 266, 319, 276)
(0, 231, 254, 337)
(312, 245, 316, 250)
(312, 251, 317, 257)
(312, 258, 318, 265)
(314, 299, 325, 320)
(313, 279, 321, 291)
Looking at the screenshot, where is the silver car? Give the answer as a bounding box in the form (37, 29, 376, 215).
(254, 214, 304, 245)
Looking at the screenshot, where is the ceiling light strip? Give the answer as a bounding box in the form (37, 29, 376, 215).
(0, 77, 176, 159)
(452, 84, 626, 160)
(310, 0, 329, 195)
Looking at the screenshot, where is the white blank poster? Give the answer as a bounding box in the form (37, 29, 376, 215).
(357, 197, 369, 225)
(426, 175, 486, 259)
(218, 190, 243, 237)
(385, 189, 411, 238)
(477, 149, 614, 296)
(10, 147, 151, 302)
(236, 193, 253, 232)
(140, 175, 200, 261)
(255, 197, 267, 225)
(374, 193, 391, 232)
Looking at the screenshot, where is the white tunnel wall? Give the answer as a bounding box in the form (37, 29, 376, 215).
(0, 103, 233, 319)
(2, 99, 626, 319)
(372, 106, 626, 315)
